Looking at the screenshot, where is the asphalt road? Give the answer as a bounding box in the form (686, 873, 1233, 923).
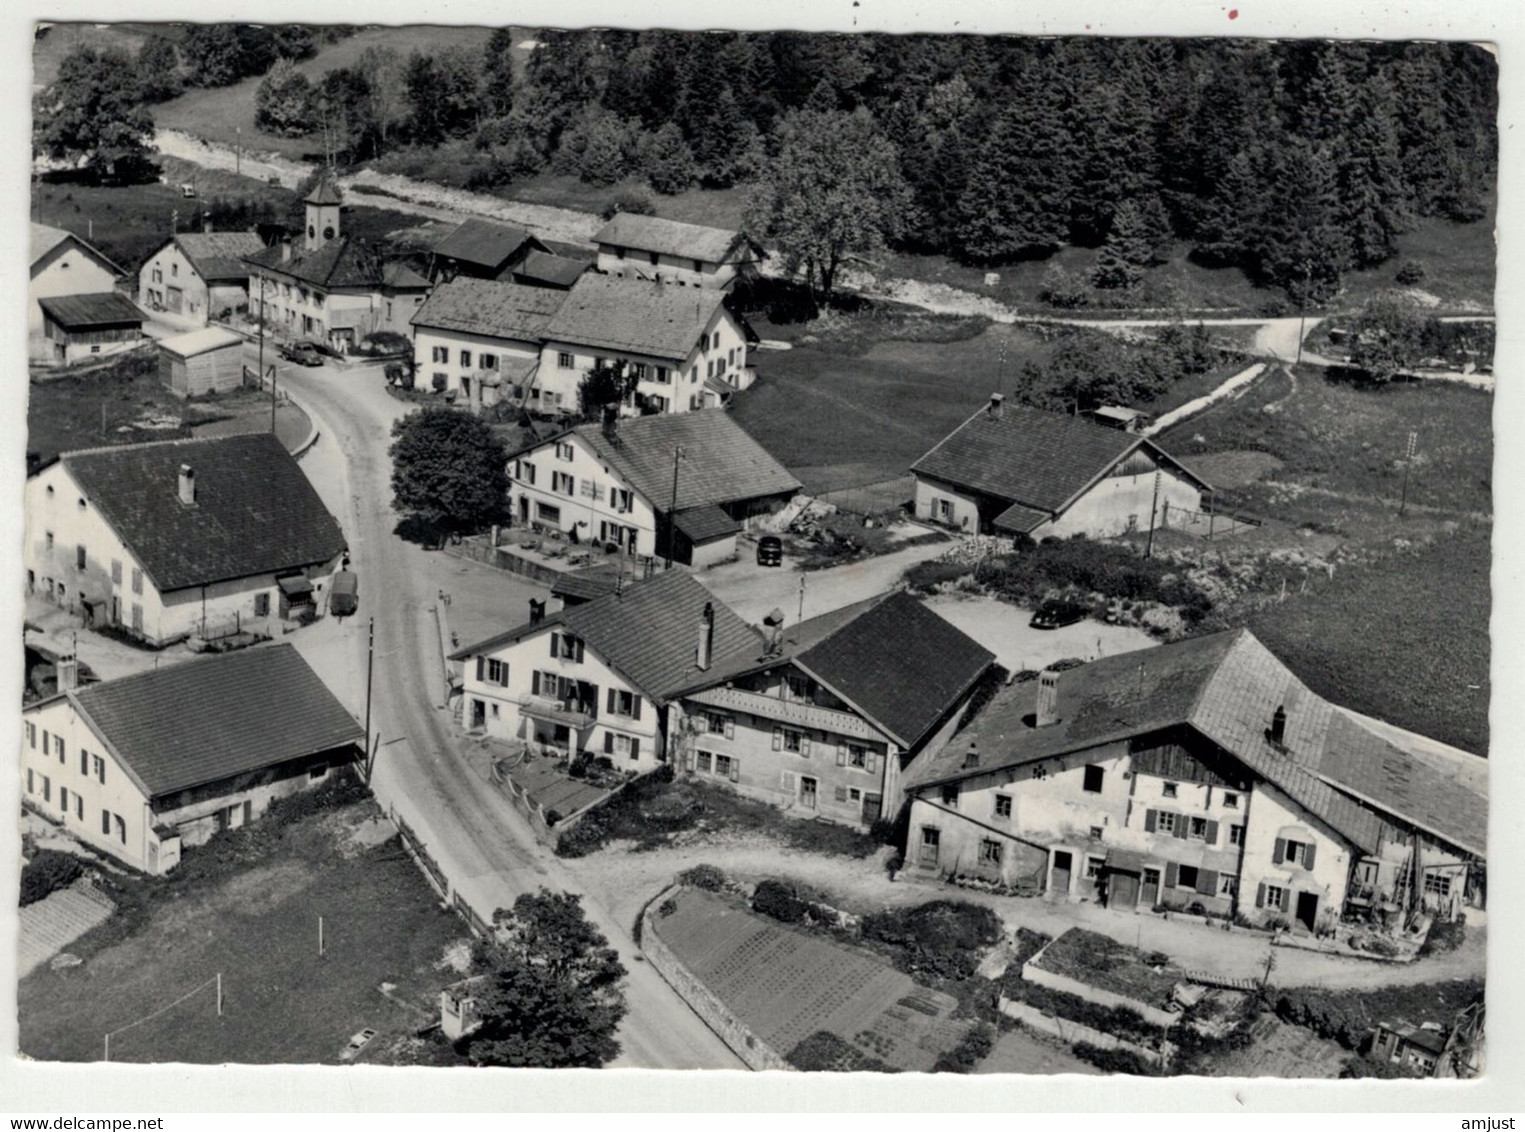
(280, 361, 745, 1071)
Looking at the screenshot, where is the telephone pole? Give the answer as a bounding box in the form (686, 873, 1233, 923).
(1144, 470, 1163, 559)
(664, 445, 686, 568)
(363, 617, 375, 776)
(1399, 430, 1417, 517)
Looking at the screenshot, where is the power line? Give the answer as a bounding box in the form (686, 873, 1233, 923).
(103, 972, 222, 1061)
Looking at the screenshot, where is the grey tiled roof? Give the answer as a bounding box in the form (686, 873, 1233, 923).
(514, 250, 589, 288)
(433, 218, 538, 270)
(71, 644, 361, 799)
(31, 223, 124, 275)
(541, 274, 727, 361)
(59, 433, 347, 593)
(672, 505, 740, 543)
(172, 232, 267, 282)
(593, 213, 757, 265)
(410, 277, 563, 341)
(38, 292, 143, 329)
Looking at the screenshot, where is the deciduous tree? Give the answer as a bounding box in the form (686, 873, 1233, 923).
(136, 34, 182, 104)
(1347, 292, 1429, 382)
(389, 408, 508, 535)
(254, 58, 315, 137)
(34, 46, 156, 182)
(577, 359, 637, 420)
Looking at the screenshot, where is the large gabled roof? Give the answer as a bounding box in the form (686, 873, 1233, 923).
(909, 629, 1487, 857)
(672, 592, 995, 752)
(451, 570, 764, 704)
(433, 218, 542, 271)
(556, 411, 800, 514)
(31, 222, 124, 276)
(593, 213, 761, 265)
(410, 277, 563, 341)
(541, 273, 727, 361)
(246, 236, 428, 292)
(514, 249, 590, 289)
(65, 644, 361, 800)
(912, 401, 1209, 516)
(169, 231, 268, 282)
(56, 433, 347, 593)
(38, 292, 143, 329)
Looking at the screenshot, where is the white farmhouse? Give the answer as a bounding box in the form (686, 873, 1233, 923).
(593, 213, 764, 291)
(410, 277, 563, 410)
(29, 222, 123, 343)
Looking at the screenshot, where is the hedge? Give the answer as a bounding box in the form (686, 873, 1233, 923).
(1072, 1040, 1161, 1076)
(932, 1023, 995, 1073)
(861, 900, 1003, 981)
(1272, 980, 1483, 1053)
(974, 537, 1212, 622)
(998, 974, 1166, 1049)
(787, 1031, 895, 1072)
(20, 849, 84, 907)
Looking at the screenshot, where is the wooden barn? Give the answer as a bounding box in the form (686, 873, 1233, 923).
(159, 327, 246, 397)
(36, 293, 144, 366)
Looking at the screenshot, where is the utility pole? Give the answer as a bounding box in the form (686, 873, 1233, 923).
(1295, 258, 1312, 367)
(270, 358, 278, 435)
(1399, 430, 1417, 517)
(363, 617, 375, 776)
(1144, 469, 1162, 559)
(256, 274, 266, 395)
(664, 445, 686, 568)
(235, 126, 241, 177)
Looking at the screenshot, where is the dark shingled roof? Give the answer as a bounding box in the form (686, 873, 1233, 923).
(71, 644, 361, 799)
(38, 292, 143, 329)
(550, 565, 622, 603)
(246, 237, 429, 291)
(910, 629, 1487, 856)
(672, 505, 741, 544)
(304, 173, 344, 206)
(170, 232, 267, 283)
(514, 249, 590, 288)
(593, 213, 758, 265)
(59, 433, 347, 593)
(912, 402, 1209, 514)
(410, 277, 564, 340)
(674, 592, 995, 752)
(542, 274, 727, 361)
(452, 571, 764, 704)
(562, 411, 800, 514)
(433, 218, 539, 271)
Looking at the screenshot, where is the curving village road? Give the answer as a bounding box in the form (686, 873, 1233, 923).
(277, 360, 744, 1071)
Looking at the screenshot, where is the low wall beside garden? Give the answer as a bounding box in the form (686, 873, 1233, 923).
(997, 997, 1165, 1067)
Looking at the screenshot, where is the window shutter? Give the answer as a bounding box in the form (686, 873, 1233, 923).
(772, 727, 783, 751)
(729, 758, 740, 783)
(1144, 809, 1157, 833)
(475, 656, 485, 682)
(81, 750, 88, 774)
(604, 732, 614, 755)
(607, 688, 616, 714)
(800, 737, 811, 758)
(724, 718, 734, 740)
(834, 785, 848, 803)
(532, 671, 542, 695)
(1174, 814, 1188, 840)
(1196, 868, 1218, 896)
(1303, 842, 1317, 871)
(499, 664, 510, 688)
(632, 738, 640, 759)
(1165, 862, 1179, 889)
(1273, 837, 1287, 865)
(1204, 820, 1219, 846)
(631, 695, 642, 721)
(867, 753, 879, 775)
(836, 743, 847, 767)
(685, 750, 695, 771)
(575, 639, 585, 663)
(1255, 882, 1266, 908)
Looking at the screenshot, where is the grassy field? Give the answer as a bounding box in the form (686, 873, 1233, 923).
(19, 788, 469, 1064)
(31, 22, 155, 91)
(1248, 522, 1490, 755)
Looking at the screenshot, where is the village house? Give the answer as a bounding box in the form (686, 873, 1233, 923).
(29, 222, 123, 347)
(427, 217, 591, 291)
(24, 433, 348, 646)
(35, 293, 145, 367)
(410, 277, 563, 411)
(911, 394, 1211, 540)
(244, 175, 430, 353)
(137, 229, 267, 326)
(535, 274, 754, 416)
(157, 326, 246, 397)
(666, 592, 996, 829)
(449, 570, 762, 769)
(903, 629, 1486, 934)
(593, 213, 764, 291)
(506, 410, 800, 567)
(20, 644, 362, 875)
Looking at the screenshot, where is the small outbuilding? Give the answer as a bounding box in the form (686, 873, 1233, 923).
(36, 292, 144, 366)
(158, 326, 246, 397)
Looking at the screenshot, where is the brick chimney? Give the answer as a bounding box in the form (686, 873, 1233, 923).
(55, 653, 78, 693)
(987, 392, 1005, 420)
(696, 602, 715, 670)
(529, 598, 545, 625)
(1269, 704, 1287, 746)
(178, 464, 196, 506)
(962, 740, 980, 770)
(1036, 669, 1061, 727)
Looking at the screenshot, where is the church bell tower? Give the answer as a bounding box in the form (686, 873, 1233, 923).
(303, 172, 343, 252)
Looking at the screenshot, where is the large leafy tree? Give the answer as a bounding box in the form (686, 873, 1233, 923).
(136, 34, 182, 104)
(481, 28, 516, 119)
(458, 890, 627, 1069)
(254, 58, 315, 137)
(746, 107, 911, 302)
(577, 359, 637, 421)
(389, 408, 508, 536)
(404, 48, 481, 141)
(1347, 292, 1429, 382)
(34, 46, 156, 182)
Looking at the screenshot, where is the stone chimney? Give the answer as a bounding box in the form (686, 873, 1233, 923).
(962, 740, 980, 770)
(762, 608, 785, 656)
(1036, 669, 1061, 727)
(697, 602, 715, 670)
(529, 598, 546, 625)
(55, 653, 78, 694)
(280, 238, 292, 263)
(987, 392, 1005, 420)
(1269, 704, 1287, 746)
(178, 464, 196, 506)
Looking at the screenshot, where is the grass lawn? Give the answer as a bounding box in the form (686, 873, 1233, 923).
(31, 22, 155, 91)
(19, 787, 471, 1064)
(149, 26, 501, 160)
(486, 173, 750, 233)
(1248, 522, 1490, 755)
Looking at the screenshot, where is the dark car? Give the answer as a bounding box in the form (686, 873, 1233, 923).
(329, 570, 358, 618)
(1030, 598, 1089, 630)
(280, 342, 325, 366)
(756, 535, 783, 567)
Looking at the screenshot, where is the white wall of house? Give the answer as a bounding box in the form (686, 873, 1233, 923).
(252, 272, 422, 350)
(1040, 460, 1203, 541)
(596, 248, 747, 290)
(30, 239, 119, 335)
(1237, 782, 1353, 932)
(508, 435, 659, 556)
(153, 758, 340, 850)
(21, 698, 174, 874)
(459, 625, 665, 770)
(415, 325, 541, 398)
(139, 243, 213, 324)
(913, 477, 984, 533)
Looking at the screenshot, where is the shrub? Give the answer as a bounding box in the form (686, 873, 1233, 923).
(431, 373, 447, 393)
(861, 900, 1002, 981)
(1072, 1041, 1160, 1076)
(788, 1031, 894, 1072)
(933, 1022, 995, 1073)
(973, 537, 1212, 621)
(657, 898, 678, 917)
(1010, 927, 1053, 969)
(1395, 259, 1427, 286)
(997, 975, 1165, 1048)
(678, 864, 727, 891)
(904, 560, 975, 591)
(20, 850, 84, 906)
(1272, 980, 1483, 1052)
(602, 187, 655, 220)
(1419, 918, 1467, 957)
(1038, 264, 1091, 310)
(752, 878, 810, 923)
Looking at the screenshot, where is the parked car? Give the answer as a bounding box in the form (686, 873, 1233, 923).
(329, 570, 358, 618)
(1030, 598, 1089, 630)
(280, 342, 325, 367)
(756, 535, 783, 567)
